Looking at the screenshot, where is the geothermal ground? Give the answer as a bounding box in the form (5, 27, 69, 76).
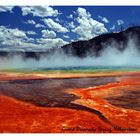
(0, 71, 140, 133)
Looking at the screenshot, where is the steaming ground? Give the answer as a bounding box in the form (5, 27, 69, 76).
(0, 39, 140, 70)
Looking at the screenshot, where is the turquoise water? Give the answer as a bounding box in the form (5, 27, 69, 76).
(1, 66, 140, 73)
(18, 66, 140, 72)
(36, 66, 140, 71)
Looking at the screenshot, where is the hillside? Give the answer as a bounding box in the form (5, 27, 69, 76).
(62, 26, 140, 57)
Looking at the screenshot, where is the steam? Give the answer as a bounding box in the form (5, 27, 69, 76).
(0, 37, 140, 70)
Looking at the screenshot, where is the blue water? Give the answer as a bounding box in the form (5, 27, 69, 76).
(34, 66, 140, 71)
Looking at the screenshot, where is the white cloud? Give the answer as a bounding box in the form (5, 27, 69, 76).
(63, 35, 70, 39)
(13, 30, 27, 37)
(41, 29, 56, 38)
(43, 18, 69, 33)
(67, 21, 75, 29)
(98, 16, 109, 23)
(1, 27, 27, 38)
(117, 19, 124, 25)
(25, 20, 46, 28)
(55, 17, 60, 22)
(0, 6, 14, 13)
(72, 7, 108, 40)
(37, 38, 68, 48)
(110, 25, 115, 30)
(0, 26, 68, 51)
(35, 23, 45, 28)
(70, 39, 75, 42)
(67, 14, 73, 19)
(21, 6, 59, 17)
(0, 26, 25, 38)
(77, 7, 91, 18)
(0, 26, 29, 48)
(26, 20, 36, 25)
(0, 26, 40, 50)
(26, 31, 37, 35)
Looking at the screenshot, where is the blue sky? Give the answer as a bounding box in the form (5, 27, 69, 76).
(0, 6, 140, 51)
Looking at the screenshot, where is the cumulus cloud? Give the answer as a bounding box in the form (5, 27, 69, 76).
(98, 16, 109, 23)
(37, 38, 68, 48)
(43, 18, 69, 33)
(55, 17, 60, 22)
(0, 26, 27, 39)
(41, 29, 56, 38)
(0, 6, 14, 13)
(0, 26, 34, 48)
(25, 19, 36, 25)
(24, 20, 46, 28)
(117, 19, 124, 25)
(110, 25, 115, 30)
(26, 31, 37, 35)
(67, 14, 73, 19)
(35, 23, 45, 28)
(76, 7, 91, 17)
(67, 21, 75, 29)
(0, 26, 68, 51)
(63, 35, 70, 39)
(21, 6, 59, 17)
(72, 7, 108, 40)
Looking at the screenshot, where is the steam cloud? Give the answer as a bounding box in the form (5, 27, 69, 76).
(0, 37, 140, 70)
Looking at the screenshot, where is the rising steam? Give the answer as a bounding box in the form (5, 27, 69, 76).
(0, 37, 140, 70)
